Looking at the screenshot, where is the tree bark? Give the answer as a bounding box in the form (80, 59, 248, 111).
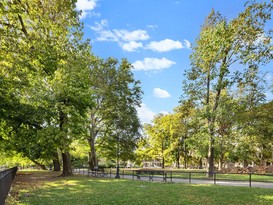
(219, 151, 224, 171)
(52, 151, 61, 171)
(184, 143, 188, 169)
(199, 157, 203, 169)
(87, 137, 98, 170)
(59, 109, 73, 177)
(161, 139, 165, 168)
(207, 134, 215, 177)
(31, 159, 47, 170)
(176, 149, 180, 169)
(243, 160, 248, 168)
(60, 151, 73, 177)
(162, 156, 165, 169)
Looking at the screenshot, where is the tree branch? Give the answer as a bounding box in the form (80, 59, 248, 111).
(18, 14, 29, 38)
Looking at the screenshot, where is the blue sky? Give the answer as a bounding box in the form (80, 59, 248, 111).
(75, 0, 273, 123)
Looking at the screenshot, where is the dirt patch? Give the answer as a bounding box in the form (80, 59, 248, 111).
(6, 171, 61, 205)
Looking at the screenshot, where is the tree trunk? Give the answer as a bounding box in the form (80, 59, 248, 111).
(243, 160, 248, 168)
(59, 109, 73, 177)
(88, 137, 98, 170)
(184, 156, 187, 169)
(52, 151, 61, 171)
(207, 135, 215, 178)
(176, 150, 180, 169)
(31, 159, 47, 170)
(184, 144, 188, 169)
(199, 157, 203, 169)
(218, 135, 225, 170)
(161, 138, 165, 168)
(60, 151, 73, 177)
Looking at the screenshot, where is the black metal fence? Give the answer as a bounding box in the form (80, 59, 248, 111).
(74, 167, 273, 188)
(0, 167, 18, 205)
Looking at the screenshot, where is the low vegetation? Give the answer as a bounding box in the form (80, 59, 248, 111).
(7, 171, 273, 205)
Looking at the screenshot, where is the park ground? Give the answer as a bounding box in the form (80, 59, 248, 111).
(6, 170, 273, 205)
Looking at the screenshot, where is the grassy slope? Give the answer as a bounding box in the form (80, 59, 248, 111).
(8, 171, 273, 205)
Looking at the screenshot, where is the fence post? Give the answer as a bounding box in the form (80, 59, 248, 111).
(133, 170, 134, 179)
(170, 171, 172, 182)
(189, 172, 191, 184)
(249, 173, 252, 187)
(213, 172, 216, 185)
(122, 170, 124, 179)
(110, 169, 112, 178)
(163, 172, 167, 182)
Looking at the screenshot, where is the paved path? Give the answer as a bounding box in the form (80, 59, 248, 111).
(73, 169, 273, 189)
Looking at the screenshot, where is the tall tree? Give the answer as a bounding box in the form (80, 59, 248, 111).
(238, 100, 273, 166)
(87, 57, 142, 169)
(0, 0, 93, 176)
(183, 2, 272, 177)
(173, 100, 199, 168)
(143, 114, 171, 168)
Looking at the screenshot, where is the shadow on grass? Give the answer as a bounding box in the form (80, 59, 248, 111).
(17, 175, 273, 205)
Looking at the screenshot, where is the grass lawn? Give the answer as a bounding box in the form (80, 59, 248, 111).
(8, 171, 273, 205)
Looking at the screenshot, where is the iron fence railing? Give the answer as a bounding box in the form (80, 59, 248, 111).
(74, 167, 273, 188)
(0, 167, 18, 205)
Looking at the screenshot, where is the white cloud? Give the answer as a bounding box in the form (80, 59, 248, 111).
(90, 19, 108, 32)
(114, 29, 150, 42)
(153, 88, 171, 98)
(254, 33, 271, 46)
(121, 41, 143, 52)
(97, 30, 119, 42)
(132, 57, 175, 71)
(147, 24, 158, 30)
(183, 39, 191, 49)
(76, 0, 97, 19)
(79, 11, 88, 19)
(91, 21, 150, 48)
(146, 39, 183, 52)
(90, 20, 118, 41)
(90, 19, 150, 42)
(137, 103, 156, 124)
(76, 0, 96, 10)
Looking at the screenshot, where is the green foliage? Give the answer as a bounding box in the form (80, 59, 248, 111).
(137, 102, 199, 168)
(0, 0, 93, 174)
(0, 151, 32, 167)
(1, 0, 273, 173)
(87, 57, 142, 167)
(182, 1, 273, 173)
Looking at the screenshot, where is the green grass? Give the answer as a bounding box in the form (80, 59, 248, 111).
(16, 174, 273, 205)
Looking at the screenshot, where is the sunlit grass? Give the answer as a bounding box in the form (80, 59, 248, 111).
(11, 172, 273, 205)
(259, 195, 273, 201)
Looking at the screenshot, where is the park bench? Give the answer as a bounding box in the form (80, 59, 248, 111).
(135, 170, 167, 182)
(88, 167, 108, 178)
